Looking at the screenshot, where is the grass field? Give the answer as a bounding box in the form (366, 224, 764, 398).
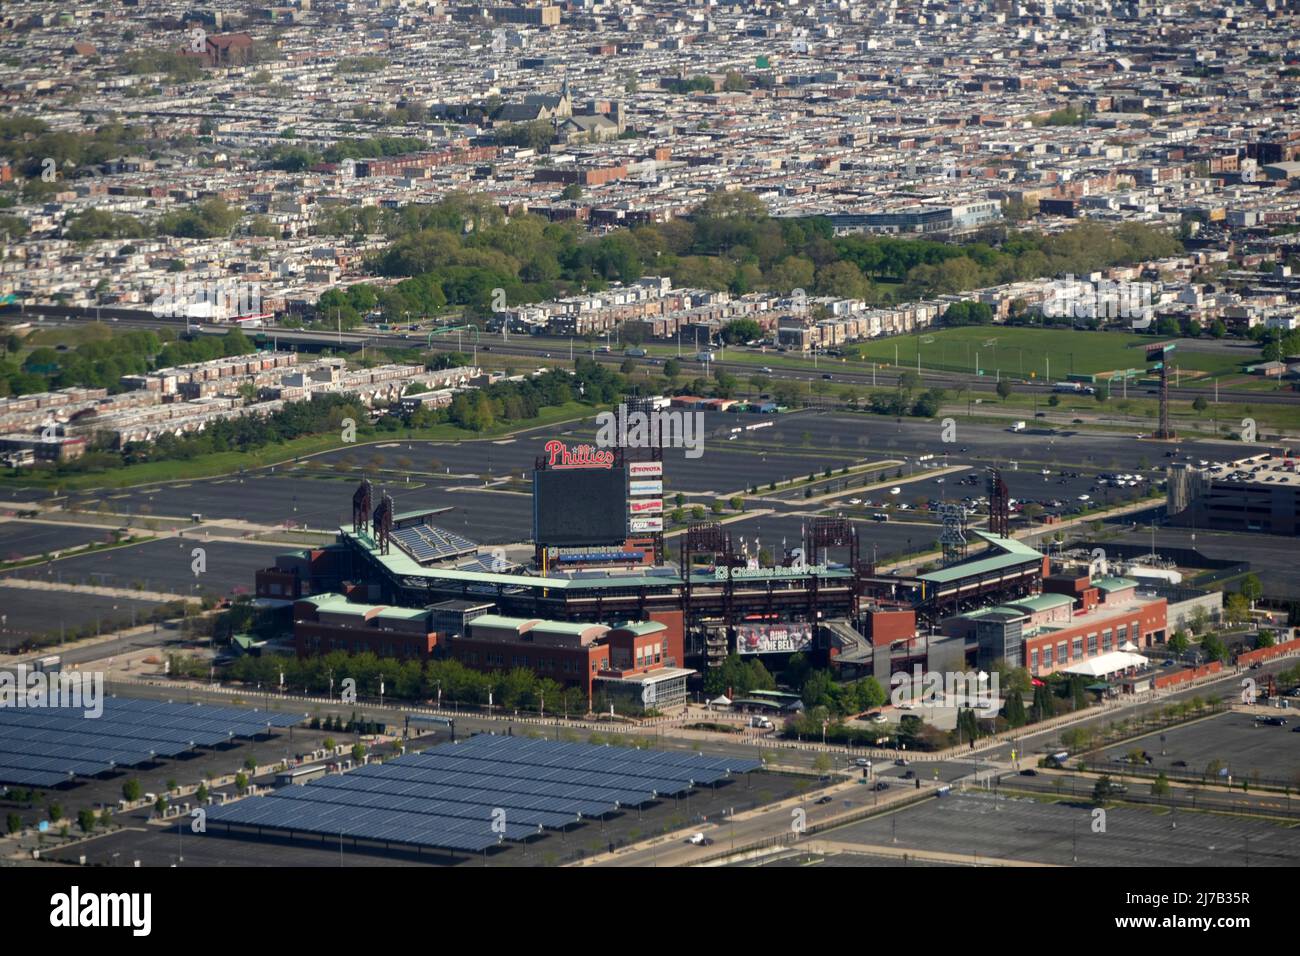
(845, 327, 1247, 380)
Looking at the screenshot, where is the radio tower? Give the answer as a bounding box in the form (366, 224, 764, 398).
(1146, 341, 1176, 440)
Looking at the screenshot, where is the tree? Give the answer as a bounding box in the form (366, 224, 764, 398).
(6, 813, 20, 835)
(1192, 395, 1207, 412)
(1151, 773, 1171, 798)
(1093, 384, 1109, 403)
(1200, 633, 1229, 663)
(1092, 775, 1115, 804)
(234, 772, 249, 794)
(195, 783, 209, 802)
(1240, 573, 1263, 606)
(812, 752, 832, 774)
(1167, 630, 1190, 656)
(1003, 689, 1027, 728)
(995, 379, 1013, 400)
(122, 778, 142, 803)
(663, 358, 681, 382)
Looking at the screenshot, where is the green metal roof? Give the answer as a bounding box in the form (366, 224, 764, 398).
(1092, 576, 1139, 592)
(918, 531, 1043, 586)
(1008, 593, 1075, 613)
(467, 613, 534, 631)
(342, 526, 850, 592)
(374, 605, 433, 622)
(531, 620, 607, 637)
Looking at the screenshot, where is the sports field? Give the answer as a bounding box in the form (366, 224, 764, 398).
(846, 328, 1244, 380)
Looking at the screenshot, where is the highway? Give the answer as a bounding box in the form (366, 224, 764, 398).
(10, 305, 1300, 407)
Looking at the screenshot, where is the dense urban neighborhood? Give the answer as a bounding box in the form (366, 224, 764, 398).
(0, 1, 1298, 910)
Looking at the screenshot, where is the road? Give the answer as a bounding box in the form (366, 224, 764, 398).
(13, 306, 1300, 406)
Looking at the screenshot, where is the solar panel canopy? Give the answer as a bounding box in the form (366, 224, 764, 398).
(205, 733, 760, 854)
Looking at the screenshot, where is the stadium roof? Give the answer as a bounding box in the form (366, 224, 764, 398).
(341, 526, 853, 592)
(917, 531, 1043, 585)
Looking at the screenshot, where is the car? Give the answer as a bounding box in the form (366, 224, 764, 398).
(760, 366, 773, 374)
(686, 832, 708, 845)
(848, 498, 862, 505)
(854, 757, 872, 767)
(902, 770, 916, 780)
(873, 781, 890, 791)
(815, 795, 833, 805)
(894, 758, 909, 766)
(1250, 661, 1263, 670)
(1172, 760, 1188, 768)
(822, 373, 833, 380)
(1019, 769, 1038, 776)
(870, 713, 888, 723)
(889, 486, 901, 495)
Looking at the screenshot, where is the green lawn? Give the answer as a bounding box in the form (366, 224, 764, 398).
(845, 327, 1247, 381)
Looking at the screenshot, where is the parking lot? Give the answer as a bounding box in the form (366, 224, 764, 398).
(2, 537, 281, 599)
(1093, 710, 1300, 787)
(821, 789, 1300, 866)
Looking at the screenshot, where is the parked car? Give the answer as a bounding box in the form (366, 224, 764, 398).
(1019, 769, 1038, 776)
(894, 758, 909, 766)
(873, 781, 890, 791)
(815, 795, 833, 805)
(902, 770, 916, 780)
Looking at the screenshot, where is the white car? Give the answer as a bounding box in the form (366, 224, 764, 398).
(1077, 494, 1091, 502)
(889, 486, 902, 495)
(848, 498, 862, 505)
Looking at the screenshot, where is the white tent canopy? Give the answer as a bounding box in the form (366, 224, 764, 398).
(1062, 651, 1148, 679)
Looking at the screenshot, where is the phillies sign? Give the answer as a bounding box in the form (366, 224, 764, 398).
(544, 440, 615, 469)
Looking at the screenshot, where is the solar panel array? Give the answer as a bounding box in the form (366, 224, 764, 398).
(0, 697, 304, 788)
(390, 523, 478, 564)
(205, 733, 761, 855)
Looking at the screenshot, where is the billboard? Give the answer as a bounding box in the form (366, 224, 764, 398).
(736, 622, 814, 655)
(628, 462, 663, 478)
(629, 498, 663, 515)
(533, 466, 628, 546)
(629, 516, 664, 533)
(628, 480, 663, 496)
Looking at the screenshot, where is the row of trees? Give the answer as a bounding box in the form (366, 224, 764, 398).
(224, 651, 592, 715)
(2, 327, 255, 399)
(306, 191, 1182, 320)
